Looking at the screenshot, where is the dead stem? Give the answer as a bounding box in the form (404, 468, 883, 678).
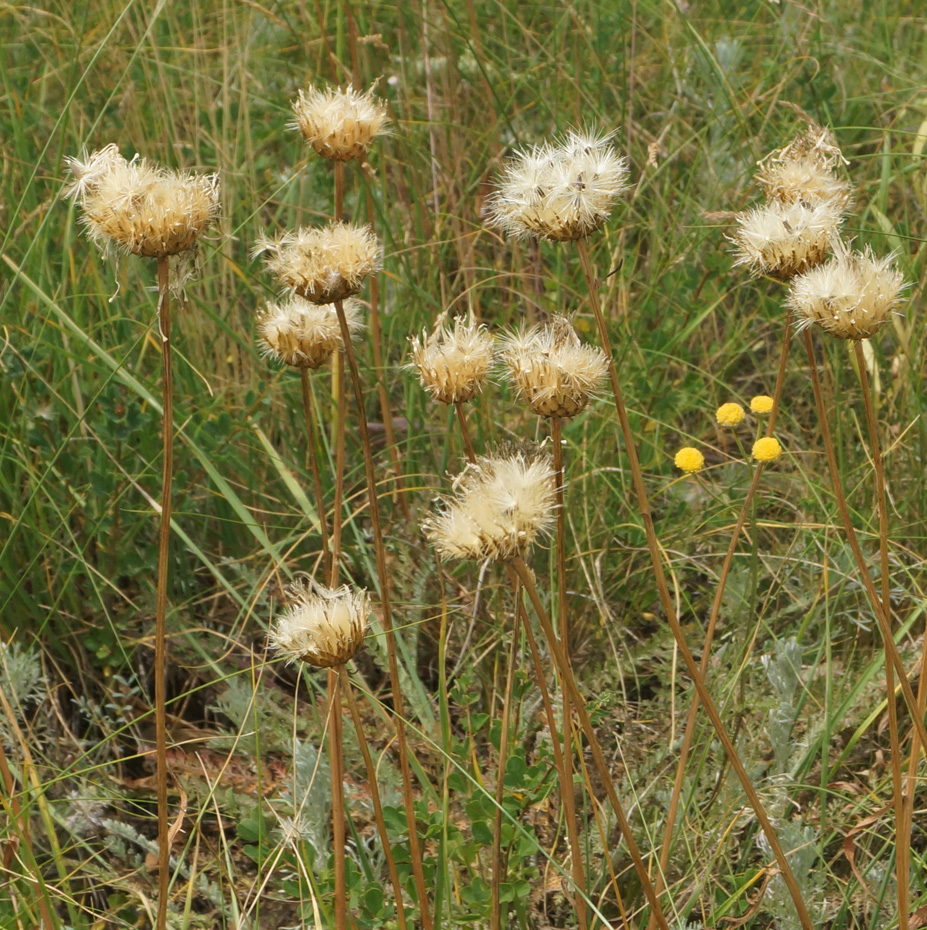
(328, 669, 347, 930)
(575, 237, 812, 930)
(300, 368, 331, 578)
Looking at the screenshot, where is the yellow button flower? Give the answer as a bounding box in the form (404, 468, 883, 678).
(750, 395, 774, 414)
(752, 437, 782, 462)
(674, 447, 705, 473)
(716, 402, 745, 426)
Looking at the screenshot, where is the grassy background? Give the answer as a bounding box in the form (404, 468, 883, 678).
(2, 0, 927, 927)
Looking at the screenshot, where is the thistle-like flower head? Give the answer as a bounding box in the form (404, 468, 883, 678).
(499, 315, 608, 418)
(487, 129, 629, 241)
(269, 579, 370, 668)
(291, 84, 389, 162)
(731, 199, 843, 280)
(65, 144, 219, 258)
(409, 313, 495, 404)
(257, 296, 364, 369)
(787, 243, 906, 340)
(423, 448, 557, 562)
(256, 222, 381, 304)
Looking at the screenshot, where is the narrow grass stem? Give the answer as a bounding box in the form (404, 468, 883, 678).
(491, 597, 520, 930)
(155, 256, 172, 930)
(509, 556, 672, 930)
(333, 299, 433, 930)
(651, 314, 794, 924)
(329, 355, 346, 587)
(300, 368, 331, 578)
(854, 340, 909, 930)
(804, 330, 927, 755)
(328, 669, 347, 930)
(340, 665, 409, 930)
(552, 415, 587, 930)
(575, 238, 812, 930)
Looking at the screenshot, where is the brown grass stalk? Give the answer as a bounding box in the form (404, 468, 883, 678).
(575, 237, 813, 930)
(328, 668, 347, 930)
(300, 368, 331, 579)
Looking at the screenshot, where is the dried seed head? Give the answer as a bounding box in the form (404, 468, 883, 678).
(787, 243, 906, 340)
(64, 144, 219, 259)
(731, 199, 842, 280)
(487, 129, 629, 242)
(674, 447, 705, 474)
(269, 579, 370, 668)
(291, 84, 389, 161)
(756, 124, 851, 208)
(409, 313, 495, 404)
(423, 449, 557, 562)
(256, 222, 381, 304)
(257, 296, 364, 368)
(499, 315, 607, 418)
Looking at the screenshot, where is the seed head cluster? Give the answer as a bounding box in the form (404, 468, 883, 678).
(787, 244, 906, 340)
(731, 199, 842, 280)
(65, 144, 219, 259)
(292, 84, 389, 162)
(423, 450, 558, 562)
(409, 313, 495, 405)
(256, 222, 381, 304)
(487, 129, 629, 241)
(499, 315, 608, 418)
(257, 296, 364, 369)
(269, 579, 370, 668)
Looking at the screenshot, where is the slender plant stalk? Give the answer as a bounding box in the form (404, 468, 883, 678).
(803, 330, 927, 757)
(552, 415, 587, 930)
(300, 368, 331, 578)
(455, 402, 477, 463)
(340, 665, 410, 930)
(854, 340, 908, 930)
(329, 357, 347, 587)
(509, 556, 672, 930)
(491, 595, 521, 930)
(574, 237, 812, 930)
(155, 256, 172, 930)
(327, 669, 348, 930)
(650, 314, 794, 924)
(333, 298, 434, 930)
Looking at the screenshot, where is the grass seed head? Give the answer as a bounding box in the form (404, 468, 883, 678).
(487, 129, 629, 241)
(787, 243, 906, 340)
(731, 199, 842, 280)
(269, 579, 370, 668)
(291, 84, 389, 161)
(256, 222, 381, 304)
(257, 296, 364, 368)
(500, 315, 607, 417)
(674, 446, 705, 474)
(423, 449, 557, 562)
(409, 313, 495, 404)
(65, 144, 219, 259)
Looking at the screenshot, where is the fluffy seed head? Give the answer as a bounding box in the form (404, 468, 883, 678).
(257, 296, 364, 368)
(787, 243, 906, 340)
(409, 313, 495, 404)
(65, 144, 219, 258)
(715, 402, 745, 427)
(256, 222, 381, 304)
(750, 394, 774, 414)
(291, 84, 389, 161)
(269, 579, 370, 668)
(674, 447, 705, 474)
(500, 315, 608, 418)
(731, 199, 843, 280)
(487, 129, 629, 241)
(752, 437, 782, 462)
(423, 449, 557, 562)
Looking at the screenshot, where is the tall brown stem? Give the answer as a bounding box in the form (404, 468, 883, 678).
(333, 299, 433, 930)
(651, 314, 794, 924)
(854, 340, 908, 930)
(154, 256, 172, 930)
(803, 330, 927, 757)
(328, 669, 347, 930)
(300, 368, 330, 578)
(575, 237, 812, 930)
(329, 355, 346, 587)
